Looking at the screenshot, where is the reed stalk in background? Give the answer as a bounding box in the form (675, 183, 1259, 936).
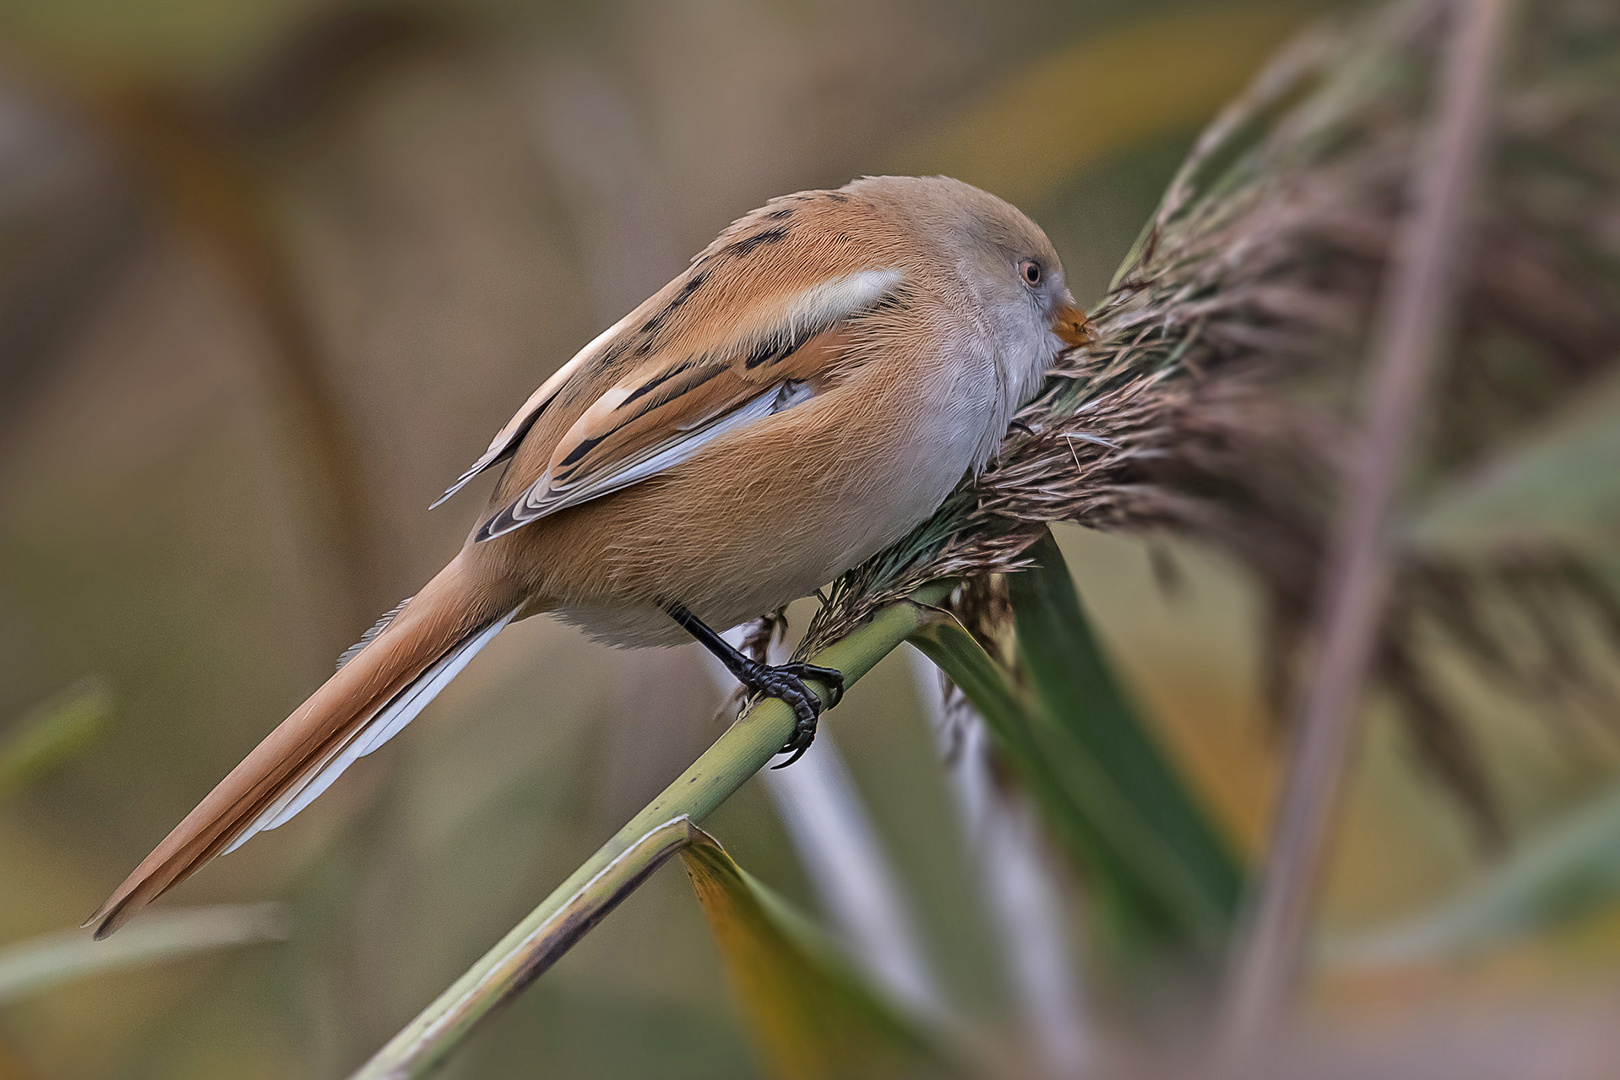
(1218, 0, 1514, 1057)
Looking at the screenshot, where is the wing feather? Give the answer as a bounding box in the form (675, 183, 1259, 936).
(430, 311, 638, 508)
(474, 267, 902, 541)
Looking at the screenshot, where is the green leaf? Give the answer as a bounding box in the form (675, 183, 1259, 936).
(1011, 532, 1244, 947)
(911, 532, 1242, 957)
(0, 678, 113, 799)
(0, 903, 288, 1003)
(680, 831, 961, 1080)
(1333, 776, 1620, 969)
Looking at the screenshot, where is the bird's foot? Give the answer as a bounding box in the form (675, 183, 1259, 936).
(660, 601, 844, 769)
(740, 661, 844, 768)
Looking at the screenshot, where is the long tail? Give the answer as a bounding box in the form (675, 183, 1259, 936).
(86, 554, 519, 939)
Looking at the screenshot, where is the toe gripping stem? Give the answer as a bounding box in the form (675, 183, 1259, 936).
(664, 603, 845, 768)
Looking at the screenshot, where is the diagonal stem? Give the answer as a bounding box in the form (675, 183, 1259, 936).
(348, 588, 948, 1080)
(1214, 0, 1515, 1061)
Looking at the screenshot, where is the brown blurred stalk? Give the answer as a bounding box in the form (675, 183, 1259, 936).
(95, 88, 384, 624)
(1214, 0, 1515, 1061)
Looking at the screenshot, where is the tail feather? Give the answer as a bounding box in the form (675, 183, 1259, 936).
(226, 609, 515, 851)
(86, 557, 515, 939)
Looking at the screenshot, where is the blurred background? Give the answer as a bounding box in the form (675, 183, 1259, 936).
(3, 0, 1619, 1077)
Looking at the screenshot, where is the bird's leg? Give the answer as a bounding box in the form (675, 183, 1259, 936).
(664, 603, 844, 767)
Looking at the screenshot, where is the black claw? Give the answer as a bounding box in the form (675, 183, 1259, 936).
(778, 662, 845, 708)
(743, 662, 833, 768)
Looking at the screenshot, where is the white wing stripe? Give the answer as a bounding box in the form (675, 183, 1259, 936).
(539, 384, 789, 504)
(774, 268, 902, 337)
(480, 381, 813, 542)
(471, 267, 901, 541)
(439, 269, 902, 510)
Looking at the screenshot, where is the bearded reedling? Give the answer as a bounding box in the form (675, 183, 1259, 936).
(88, 175, 1090, 937)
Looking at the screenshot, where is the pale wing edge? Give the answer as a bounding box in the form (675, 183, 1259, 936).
(474, 382, 812, 542)
(429, 311, 637, 508)
(472, 267, 903, 541)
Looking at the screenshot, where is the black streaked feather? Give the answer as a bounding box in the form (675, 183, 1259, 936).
(559, 433, 605, 468)
(621, 357, 699, 406)
(744, 338, 782, 369)
(724, 225, 789, 258)
(624, 362, 724, 425)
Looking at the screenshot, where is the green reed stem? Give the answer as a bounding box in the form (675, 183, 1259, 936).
(350, 587, 950, 1079)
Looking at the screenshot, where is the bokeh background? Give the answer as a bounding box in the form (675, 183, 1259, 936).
(3, 0, 1619, 1077)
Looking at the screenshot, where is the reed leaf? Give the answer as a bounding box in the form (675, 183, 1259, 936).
(1334, 773, 1620, 969)
(908, 537, 1240, 958)
(680, 830, 960, 1080)
(1009, 531, 1242, 949)
(1404, 367, 1620, 563)
(0, 679, 112, 799)
(0, 904, 287, 1004)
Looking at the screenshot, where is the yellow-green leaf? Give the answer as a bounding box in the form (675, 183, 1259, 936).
(681, 832, 961, 1080)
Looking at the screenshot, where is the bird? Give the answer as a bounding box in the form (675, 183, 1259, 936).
(86, 174, 1089, 938)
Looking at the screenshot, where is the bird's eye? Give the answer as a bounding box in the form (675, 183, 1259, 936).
(1019, 259, 1042, 287)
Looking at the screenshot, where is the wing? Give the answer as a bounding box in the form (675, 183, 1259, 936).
(430, 311, 640, 508)
(475, 266, 904, 541)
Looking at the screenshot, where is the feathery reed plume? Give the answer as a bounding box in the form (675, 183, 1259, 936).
(806, 0, 1620, 837)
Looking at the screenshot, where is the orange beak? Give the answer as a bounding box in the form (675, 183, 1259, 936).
(1051, 299, 1091, 348)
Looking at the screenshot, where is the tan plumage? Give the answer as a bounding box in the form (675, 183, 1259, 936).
(88, 175, 1088, 938)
